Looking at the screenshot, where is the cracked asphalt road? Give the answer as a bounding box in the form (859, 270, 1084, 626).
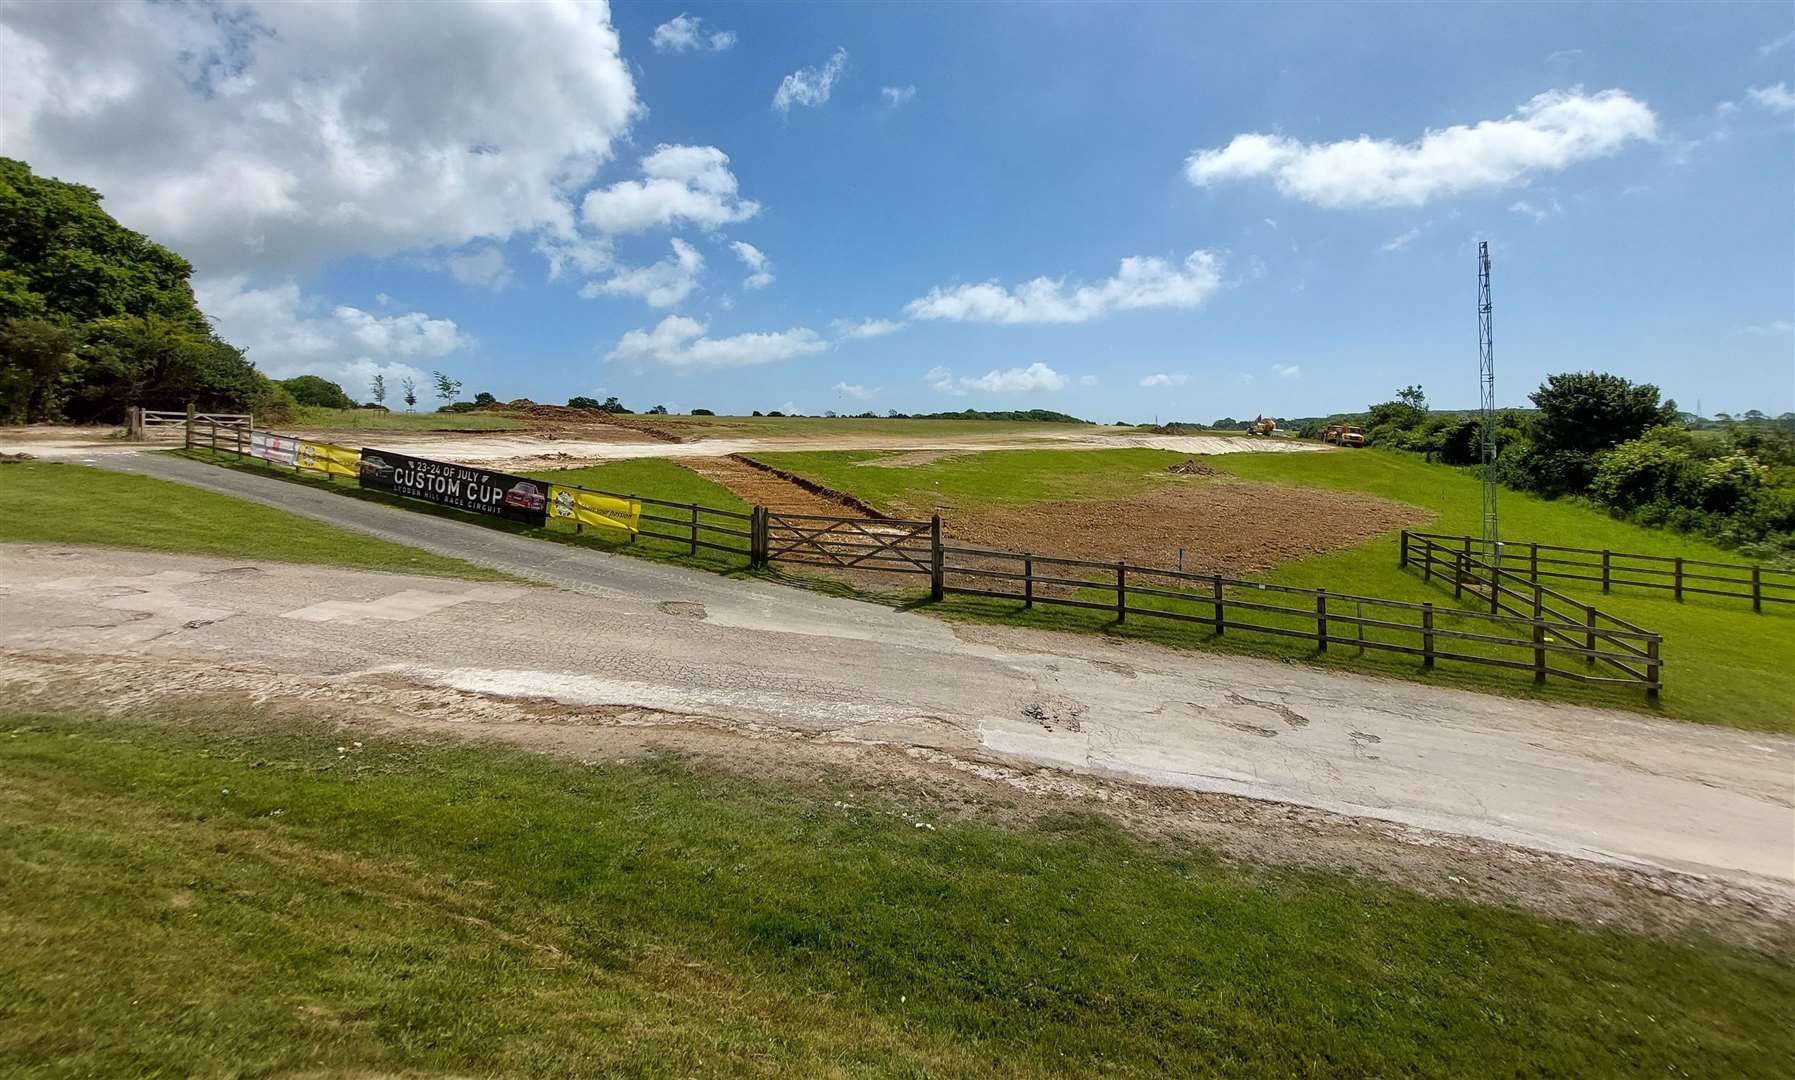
(2, 452, 1790, 890)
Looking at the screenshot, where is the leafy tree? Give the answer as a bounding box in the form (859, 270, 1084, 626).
(647, 404, 668, 415)
(599, 396, 632, 414)
(567, 396, 600, 409)
(0, 316, 79, 422)
(691, 408, 715, 416)
(432, 371, 461, 403)
(1397, 384, 1427, 411)
(401, 377, 417, 411)
(369, 373, 386, 406)
(473, 391, 496, 407)
(1530, 372, 1677, 457)
(280, 374, 354, 409)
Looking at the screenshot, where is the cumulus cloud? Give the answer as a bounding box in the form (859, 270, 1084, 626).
(441, 245, 514, 290)
(1741, 320, 1793, 336)
(0, 0, 639, 274)
(905, 250, 1222, 325)
(606, 316, 826, 370)
(585, 238, 704, 308)
(1139, 373, 1189, 387)
(832, 317, 903, 339)
(651, 13, 735, 53)
(729, 240, 774, 289)
(926, 363, 1068, 396)
(1185, 88, 1657, 208)
(1508, 198, 1562, 222)
(773, 47, 848, 112)
(1272, 363, 1301, 379)
(581, 144, 760, 235)
(1381, 227, 1422, 252)
(1747, 82, 1795, 113)
(833, 382, 876, 401)
(194, 277, 466, 397)
(881, 85, 917, 108)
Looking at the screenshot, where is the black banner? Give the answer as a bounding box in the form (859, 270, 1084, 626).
(358, 448, 547, 526)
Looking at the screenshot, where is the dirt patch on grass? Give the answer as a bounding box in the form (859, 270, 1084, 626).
(854, 449, 976, 469)
(951, 475, 1432, 573)
(672, 455, 871, 517)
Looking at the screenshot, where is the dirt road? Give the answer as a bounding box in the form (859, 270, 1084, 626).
(0, 424, 1328, 468)
(9, 455, 1792, 897)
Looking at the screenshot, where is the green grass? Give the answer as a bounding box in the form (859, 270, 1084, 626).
(752, 449, 1794, 731)
(753, 447, 1194, 514)
(288, 404, 522, 431)
(4, 708, 1789, 1077)
(0, 462, 509, 580)
(172, 449, 757, 575)
(645, 414, 1110, 441)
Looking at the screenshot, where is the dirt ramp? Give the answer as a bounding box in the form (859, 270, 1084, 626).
(952, 477, 1432, 574)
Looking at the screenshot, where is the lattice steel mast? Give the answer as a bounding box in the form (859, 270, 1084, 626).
(1477, 241, 1499, 561)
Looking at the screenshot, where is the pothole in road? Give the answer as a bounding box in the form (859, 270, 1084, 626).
(657, 600, 708, 619)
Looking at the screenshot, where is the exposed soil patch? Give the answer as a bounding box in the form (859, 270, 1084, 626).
(854, 449, 976, 469)
(950, 475, 1432, 574)
(673, 455, 869, 517)
(490, 404, 685, 444)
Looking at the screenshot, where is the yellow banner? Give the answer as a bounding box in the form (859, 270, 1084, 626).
(296, 440, 360, 478)
(548, 486, 640, 533)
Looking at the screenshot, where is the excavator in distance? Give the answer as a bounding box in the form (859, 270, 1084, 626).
(1244, 416, 1277, 436)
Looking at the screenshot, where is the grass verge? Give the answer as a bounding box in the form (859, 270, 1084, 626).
(287, 404, 522, 431)
(4, 708, 1790, 1077)
(0, 461, 509, 580)
(171, 448, 758, 576)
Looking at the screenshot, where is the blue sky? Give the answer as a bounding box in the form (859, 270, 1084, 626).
(3, 1, 1790, 418)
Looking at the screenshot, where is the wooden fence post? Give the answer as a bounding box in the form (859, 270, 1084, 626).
(1115, 562, 1127, 624)
(1421, 604, 1435, 668)
(1646, 638, 1660, 699)
(929, 515, 943, 602)
(1422, 538, 1433, 583)
(185, 401, 195, 447)
(208, 418, 218, 451)
(1212, 573, 1224, 635)
(1584, 606, 1597, 665)
(1316, 588, 1328, 652)
(1454, 552, 1465, 599)
(688, 504, 699, 556)
(1601, 549, 1612, 593)
(1752, 566, 1762, 614)
(1024, 556, 1034, 609)
(1532, 584, 1546, 684)
(1530, 542, 1539, 583)
(1399, 530, 1409, 569)
(1674, 557, 1684, 602)
(749, 506, 766, 566)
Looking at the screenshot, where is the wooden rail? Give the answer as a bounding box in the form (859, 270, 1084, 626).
(1403, 530, 1793, 614)
(939, 543, 1662, 695)
(761, 512, 936, 575)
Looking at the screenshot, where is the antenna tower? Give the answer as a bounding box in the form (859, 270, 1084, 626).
(1477, 241, 1499, 560)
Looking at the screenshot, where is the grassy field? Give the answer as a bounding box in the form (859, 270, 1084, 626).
(754, 447, 1195, 513)
(0, 462, 507, 580)
(752, 448, 1795, 731)
(172, 448, 756, 574)
(287, 404, 522, 431)
(4, 708, 1789, 1077)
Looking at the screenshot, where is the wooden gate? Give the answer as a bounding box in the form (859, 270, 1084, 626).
(761, 512, 937, 575)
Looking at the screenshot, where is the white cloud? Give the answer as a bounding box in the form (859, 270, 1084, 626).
(0, 1, 639, 274)
(580, 144, 760, 235)
(536, 234, 615, 281)
(606, 316, 826, 370)
(881, 85, 916, 108)
(832, 317, 903, 339)
(1139, 373, 1189, 387)
(1272, 363, 1301, 380)
(652, 14, 735, 53)
(1381, 227, 1422, 252)
(773, 47, 847, 112)
(926, 363, 1068, 395)
(1236, 372, 1255, 384)
(1508, 198, 1563, 222)
(1762, 31, 1795, 55)
(1079, 374, 1098, 387)
(1747, 83, 1795, 113)
(585, 238, 704, 308)
(1185, 88, 1657, 208)
(905, 250, 1223, 325)
(729, 240, 774, 289)
(442, 245, 513, 290)
(1741, 320, 1793, 336)
(833, 382, 876, 401)
(194, 276, 466, 398)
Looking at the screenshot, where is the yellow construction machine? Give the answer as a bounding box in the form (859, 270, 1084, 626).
(1244, 416, 1277, 436)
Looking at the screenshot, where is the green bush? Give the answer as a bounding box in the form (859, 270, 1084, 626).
(279, 374, 354, 410)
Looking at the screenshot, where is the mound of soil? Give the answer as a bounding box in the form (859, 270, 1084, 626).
(951, 476, 1432, 574)
(1166, 459, 1217, 476)
(490, 403, 685, 443)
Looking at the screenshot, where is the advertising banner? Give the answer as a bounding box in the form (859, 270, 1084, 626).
(358, 447, 548, 526)
(296, 440, 360, 478)
(548, 485, 641, 533)
(249, 430, 300, 468)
